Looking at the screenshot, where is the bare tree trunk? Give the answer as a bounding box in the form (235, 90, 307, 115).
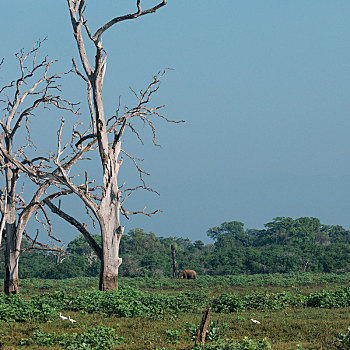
(4, 222, 19, 294)
(195, 306, 211, 346)
(4, 151, 20, 294)
(97, 162, 124, 290)
(171, 244, 177, 278)
(98, 218, 124, 291)
(0, 41, 82, 294)
(4, 183, 20, 295)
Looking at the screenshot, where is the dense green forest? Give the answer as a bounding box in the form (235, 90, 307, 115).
(1, 216, 349, 279)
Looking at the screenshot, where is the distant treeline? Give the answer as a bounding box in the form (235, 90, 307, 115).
(1, 217, 349, 279)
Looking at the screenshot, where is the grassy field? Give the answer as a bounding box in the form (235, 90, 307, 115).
(0, 273, 349, 349)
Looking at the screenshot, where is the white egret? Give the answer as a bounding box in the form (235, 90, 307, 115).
(69, 316, 77, 323)
(59, 312, 67, 320)
(250, 318, 261, 324)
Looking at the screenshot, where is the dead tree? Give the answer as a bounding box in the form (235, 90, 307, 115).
(37, 0, 179, 291)
(171, 244, 177, 278)
(0, 41, 83, 293)
(195, 306, 211, 346)
(0, 40, 103, 294)
(9, 1, 181, 292)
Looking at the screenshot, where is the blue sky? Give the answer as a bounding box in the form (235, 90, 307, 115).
(1, 1, 350, 244)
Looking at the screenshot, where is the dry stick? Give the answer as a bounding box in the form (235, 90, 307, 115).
(195, 306, 212, 346)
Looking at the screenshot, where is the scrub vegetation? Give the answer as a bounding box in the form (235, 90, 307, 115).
(1, 217, 349, 348)
(0, 274, 349, 349)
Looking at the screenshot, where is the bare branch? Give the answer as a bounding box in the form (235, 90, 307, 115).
(112, 117, 127, 149)
(75, 133, 96, 147)
(92, 1, 167, 42)
(44, 199, 102, 259)
(67, 0, 93, 76)
(72, 58, 96, 132)
(21, 230, 65, 254)
(121, 205, 161, 220)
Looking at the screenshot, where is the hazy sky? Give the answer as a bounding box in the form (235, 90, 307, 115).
(1, 1, 350, 244)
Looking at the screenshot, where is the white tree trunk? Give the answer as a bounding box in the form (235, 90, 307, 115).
(99, 219, 123, 290)
(4, 152, 20, 294)
(4, 217, 20, 294)
(98, 147, 124, 291)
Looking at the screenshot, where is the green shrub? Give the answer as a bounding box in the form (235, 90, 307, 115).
(336, 326, 350, 349)
(0, 294, 55, 322)
(194, 337, 271, 350)
(212, 294, 245, 312)
(306, 286, 350, 308)
(20, 325, 124, 349)
(165, 328, 182, 344)
(212, 291, 306, 313)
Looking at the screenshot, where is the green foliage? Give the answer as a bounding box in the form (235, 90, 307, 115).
(184, 320, 227, 342)
(0, 294, 55, 322)
(336, 326, 350, 349)
(0, 276, 348, 349)
(165, 327, 182, 344)
(67, 234, 101, 255)
(212, 291, 306, 313)
(307, 286, 350, 308)
(206, 320, 227, 342)
(18, 288, 208, 318)
(199, 337, 271, 350)
(204, 337, 271, 350)
(211, 294, 245, 312)
(235, 315, 246, 322)
(2, 280, 350, 327)
(263, 217, 322, 245)
(185, 321, 197, 341)
(2, 216, 350, 280)
(187, 319, 267, 350)
(20, 325, 124, 349)
(207, 221, 245, 243)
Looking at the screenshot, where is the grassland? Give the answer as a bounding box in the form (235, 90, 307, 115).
(0, 273, 349, 349)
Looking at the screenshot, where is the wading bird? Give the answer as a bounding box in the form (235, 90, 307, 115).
(69, 316, 77, 323)
(59, 312, 67, 320)
(250, 318, 261, 324)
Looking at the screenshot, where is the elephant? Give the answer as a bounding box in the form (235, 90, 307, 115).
(178, 269, 197, 279)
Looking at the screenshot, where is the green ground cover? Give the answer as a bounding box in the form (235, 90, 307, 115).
(0, 274, 349, 349)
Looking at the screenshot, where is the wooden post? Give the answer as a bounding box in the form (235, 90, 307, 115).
(171, 244, 177, 278)
(195, 306, 211, 346)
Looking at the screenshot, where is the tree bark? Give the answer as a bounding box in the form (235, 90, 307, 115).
(3, 149, 20, 294)
(4, 222, 20, 294)
(195, 306, 211, 346)
(98, 210, 124, 291)
(171, 244, 177, 278)
(97, 155, 124, 290)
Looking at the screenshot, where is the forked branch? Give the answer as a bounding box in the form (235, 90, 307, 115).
(92, 1, 167, 43)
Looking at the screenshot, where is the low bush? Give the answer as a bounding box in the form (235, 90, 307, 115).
(307, 286, 350, 308)
(0, 294, 55, 322)
(336, 326, 350, 349)
(20, 325, 125, 349)
(200, 337, 271, 350)
(1, 285, 350, 324)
